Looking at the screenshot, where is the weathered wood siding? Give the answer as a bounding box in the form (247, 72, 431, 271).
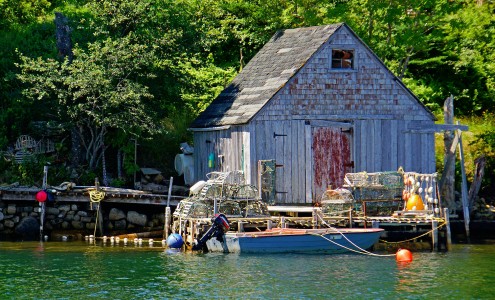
(192, 126, 251, 183)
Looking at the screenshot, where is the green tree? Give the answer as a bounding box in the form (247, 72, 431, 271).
(17, 36, 158, 180)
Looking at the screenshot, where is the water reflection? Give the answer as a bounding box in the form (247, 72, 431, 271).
(0, 242, 494, 299)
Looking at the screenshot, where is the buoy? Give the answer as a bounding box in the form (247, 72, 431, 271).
(35, 190, 48, 202)
(167, 233, 184, 249)
(396, 249, 413, 262)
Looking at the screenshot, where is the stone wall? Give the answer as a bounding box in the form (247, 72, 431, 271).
(0, 201, 166, 241)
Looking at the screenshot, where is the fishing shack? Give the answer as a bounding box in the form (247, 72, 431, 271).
(189, 23, 436, 205)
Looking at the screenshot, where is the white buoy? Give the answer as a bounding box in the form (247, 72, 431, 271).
(134, 238, 138, 245)
(62, 236, 68, 241)
(138, 238, 143, 246)
(115, 236, 120, 243)
(102, 236, 108, 243)
(84, 235, 89, 241)
(44, 235, 49, 242)
(149, 239, 154, 247)
(123, 238, 128, 245)
(161, 239, 167, 247)
(110, 236, 115, 244)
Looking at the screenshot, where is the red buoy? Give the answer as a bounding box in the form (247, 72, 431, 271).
(35, 190, 48, 202)
(396, 248, 413, 262)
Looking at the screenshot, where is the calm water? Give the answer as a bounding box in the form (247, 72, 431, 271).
(1, 241, 494, 299)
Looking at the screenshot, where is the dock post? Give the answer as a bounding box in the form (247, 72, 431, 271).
(267, 219, 273, 230)
(444, 208, 452, 251)
(238, 222, 244, 232)
(164, 207, 170, 239)
(281, 216, 286, 228)
(164, 176, 173, 240)
(432, 219, 439, 251)
(313, 208, 318, 229)
(372, 220, 380, 228)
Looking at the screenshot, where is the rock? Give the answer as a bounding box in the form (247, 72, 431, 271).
(64, 214, 74, 221)
(81, 217, 93, 223)
(71, 221, 84, 229)
(46, 207, 60, 215)
(109, 208, 126, 221)
(23, 206, 33, 213)
(12, 216, 20, 223)
(77, 211, 88, 217)
(61, 221, 70, 229)
(73, 215, 81, 221)
(71, 204, 78, 211)
(7, 205, 16, 215)
(127, 211, 147, 227)
(0, 211, 4, 221)
(114, 219, 127, 230)
(86, 222, 96, 230)
(15, 216, 39, 240)
(58, 205, 71, 212)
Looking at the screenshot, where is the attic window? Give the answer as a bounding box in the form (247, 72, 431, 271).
(332, 49, 354, 69)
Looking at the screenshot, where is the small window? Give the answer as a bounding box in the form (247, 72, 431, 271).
(332, 49, 354, 69)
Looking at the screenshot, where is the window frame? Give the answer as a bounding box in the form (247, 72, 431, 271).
(331, 49, 355, 70)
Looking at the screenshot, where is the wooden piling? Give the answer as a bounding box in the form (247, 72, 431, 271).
(444, 208, 452, 251)
(432, 220, 438, 251)
(267, 219, 273, 230)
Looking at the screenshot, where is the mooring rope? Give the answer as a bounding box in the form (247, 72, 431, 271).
(315, 213, 395, 257)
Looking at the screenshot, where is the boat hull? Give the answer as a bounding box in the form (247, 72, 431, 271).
(206, 228, 384, 254)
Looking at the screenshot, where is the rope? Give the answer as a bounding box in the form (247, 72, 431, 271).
(315, 213, 395, 257)
(89, 190, 106, 203)
(379, 221, 447, 244)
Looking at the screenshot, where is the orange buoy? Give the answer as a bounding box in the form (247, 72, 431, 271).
(406, 193, 424, 211)
(396, 248, 413, 262)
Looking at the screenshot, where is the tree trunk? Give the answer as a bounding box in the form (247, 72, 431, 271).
(468, 156, 486, 212)
(54, 12, 73, 63)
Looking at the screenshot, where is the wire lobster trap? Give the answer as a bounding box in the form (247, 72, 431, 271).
(320, 188, 358, 217)
(343, 171, 404, 201)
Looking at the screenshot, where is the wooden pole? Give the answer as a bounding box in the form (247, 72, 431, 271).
(164, 177, 173, 240)
(440, 95, 456, 209)
(457, 125, 470, 240)
(432, 220, 438, 251)
(444, 208, 452, 251)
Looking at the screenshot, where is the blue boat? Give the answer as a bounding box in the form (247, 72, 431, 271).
(205, 227, 384, 254)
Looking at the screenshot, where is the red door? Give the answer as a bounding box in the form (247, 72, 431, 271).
(312, 127, 352, 202)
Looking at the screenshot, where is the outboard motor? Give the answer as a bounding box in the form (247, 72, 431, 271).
(192, 214, 230, 251)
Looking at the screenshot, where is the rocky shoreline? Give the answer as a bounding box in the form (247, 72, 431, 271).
(0, 201, 166, 241)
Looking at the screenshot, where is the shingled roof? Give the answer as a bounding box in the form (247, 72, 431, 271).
(190, 24, 343, 128)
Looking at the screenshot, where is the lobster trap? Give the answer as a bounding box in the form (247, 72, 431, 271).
(344, 171, 404, 201)
(320, 188, 359, 217)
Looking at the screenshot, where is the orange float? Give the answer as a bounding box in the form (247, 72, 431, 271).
(396, 248, 413, 262)
(406, 193, 424, 211)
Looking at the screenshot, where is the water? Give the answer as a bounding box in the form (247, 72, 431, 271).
(1, 242, 494, 299)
